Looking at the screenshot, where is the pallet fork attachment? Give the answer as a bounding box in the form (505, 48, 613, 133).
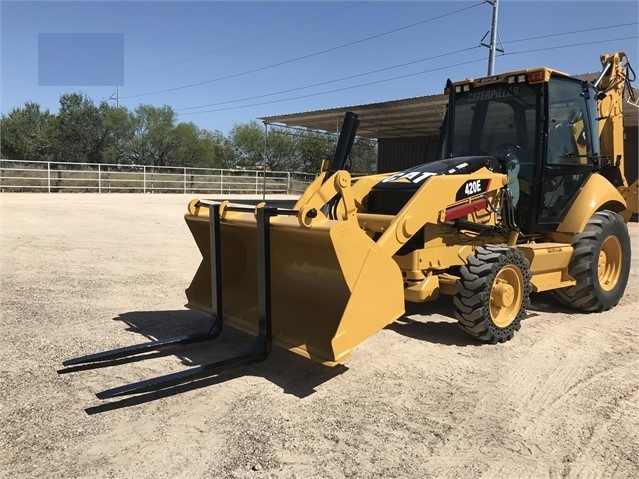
(60, 203, 285, 400)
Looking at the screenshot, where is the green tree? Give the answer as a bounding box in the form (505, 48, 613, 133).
(204, 130, 235, 168)
(349, 137, 378, 174)
(265, 128, 297, 171)
(0, 102, 55, 161)
(102, 106, 137, 164)
(171, 122, 217, 168)
(228, 120, 265, 169)
(53, 93, 108, 163)
(128, 105, 179, 166)
(228, 122, 345, 172)
(1, 93, 378, 173)
(297, 131, 333, 173)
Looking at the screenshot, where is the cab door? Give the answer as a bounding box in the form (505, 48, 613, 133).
(533, 78, 597, 230)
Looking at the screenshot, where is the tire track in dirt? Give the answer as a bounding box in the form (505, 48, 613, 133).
(498, 324, 639, 476)
(563, 379, 639, 478)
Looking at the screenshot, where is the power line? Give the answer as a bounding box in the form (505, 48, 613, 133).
(505, 22, 637, 45)
(121, 2, 485, 99)
(178, 34, 638, 116)
(178, 57, 487, 116)
(125, 2, 366, 78)
(175, 45, 482, 111)
(501, 35, 638, 57)
(174, 22, 635, 114)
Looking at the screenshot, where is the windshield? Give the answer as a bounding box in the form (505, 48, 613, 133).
(446, 84, 539, 165)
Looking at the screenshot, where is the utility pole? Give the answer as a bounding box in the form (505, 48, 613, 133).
(109, 86, 120, 107)
(480, 0, 503, 75)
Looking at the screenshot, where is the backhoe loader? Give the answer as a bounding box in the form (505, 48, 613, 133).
(63, 52, 637, 399)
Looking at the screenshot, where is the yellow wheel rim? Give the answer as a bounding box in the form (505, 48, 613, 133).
(598, 235, 622, 292)
(490, 265, 523, 328)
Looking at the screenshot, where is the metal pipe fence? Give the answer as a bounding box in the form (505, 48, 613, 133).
(0, 160, 316, 195)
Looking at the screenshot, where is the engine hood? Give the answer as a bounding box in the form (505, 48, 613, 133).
(373, 156, 503, 191)
(367, 155, 503, 215)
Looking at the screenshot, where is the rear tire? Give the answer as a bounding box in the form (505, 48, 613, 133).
(453, 245, 532, 343)
(553, 210, 630, 312)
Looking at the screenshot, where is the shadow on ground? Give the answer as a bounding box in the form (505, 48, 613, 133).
(65, 291, 576, 413)
(529, 291, 576, 314)
(58, 309, 347, 413)
(389, 291, 578, 346)
(388, 296, 482, 347)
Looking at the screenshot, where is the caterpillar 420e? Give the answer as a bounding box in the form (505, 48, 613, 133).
(64, 52, 637, 400)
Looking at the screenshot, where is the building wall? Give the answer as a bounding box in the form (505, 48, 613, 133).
(377, 136, 438, 173)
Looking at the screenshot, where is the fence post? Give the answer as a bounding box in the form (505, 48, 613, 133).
(255, 171, 259, 194)
(287, 172, 291, 194)
(183, 168, 187, 194)
(98, 164, 101, 193)
(220, 170, 223, 194)
(143, 166, 146, 193)
(47, 162, 51, 193)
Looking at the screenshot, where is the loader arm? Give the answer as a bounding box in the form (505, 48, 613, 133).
(373, 169, 508, 258)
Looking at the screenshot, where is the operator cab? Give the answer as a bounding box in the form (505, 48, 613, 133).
(438, 69, 601, 234)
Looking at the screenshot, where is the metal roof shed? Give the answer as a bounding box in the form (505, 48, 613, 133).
(261, 77, 638, 176)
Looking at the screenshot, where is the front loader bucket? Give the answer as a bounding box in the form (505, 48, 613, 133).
(185, 201, 405, 366)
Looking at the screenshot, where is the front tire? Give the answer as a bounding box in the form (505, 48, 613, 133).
(553, 210, 631, 312)
(453, 245, 532, 343)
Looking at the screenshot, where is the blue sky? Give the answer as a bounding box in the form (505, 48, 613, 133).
(1, 1, 637, 134)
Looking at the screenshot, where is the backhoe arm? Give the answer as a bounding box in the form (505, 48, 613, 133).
(596, 51, 634, 187)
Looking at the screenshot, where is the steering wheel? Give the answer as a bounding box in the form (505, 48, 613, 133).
(493, 143, 526, 171)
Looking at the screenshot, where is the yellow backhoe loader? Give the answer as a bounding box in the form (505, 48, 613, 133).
(63, 52, 637, 400)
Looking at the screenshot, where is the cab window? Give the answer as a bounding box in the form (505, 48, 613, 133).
(547, 79, 592, 164)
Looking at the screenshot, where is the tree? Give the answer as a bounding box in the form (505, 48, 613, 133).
(102, 106, 137, 164)
(265, 128, 297, 171)
(297, 131, 333, 173)
(0, 92, 379, 173)
(171, 122, 218, 168)
(228, 120, 265, 169)
(203, 130, 235, 169)
(128, 105, 179, 166)
(53, 93, 107, 163)
(0, 102, 55, 161)
(349, 137, 378, 174)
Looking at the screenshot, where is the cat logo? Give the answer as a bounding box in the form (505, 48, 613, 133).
(381, 171, 436, 184)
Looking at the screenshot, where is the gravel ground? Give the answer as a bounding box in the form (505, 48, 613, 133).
(1, 193, 637, 479)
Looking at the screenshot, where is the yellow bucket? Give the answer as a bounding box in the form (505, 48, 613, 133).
(184, 202, 405, 366)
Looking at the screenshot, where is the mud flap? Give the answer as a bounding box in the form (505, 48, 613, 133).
(185, 203, 405, 365)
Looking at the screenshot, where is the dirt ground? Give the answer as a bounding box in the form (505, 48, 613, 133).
(1, 193, 637, 479)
